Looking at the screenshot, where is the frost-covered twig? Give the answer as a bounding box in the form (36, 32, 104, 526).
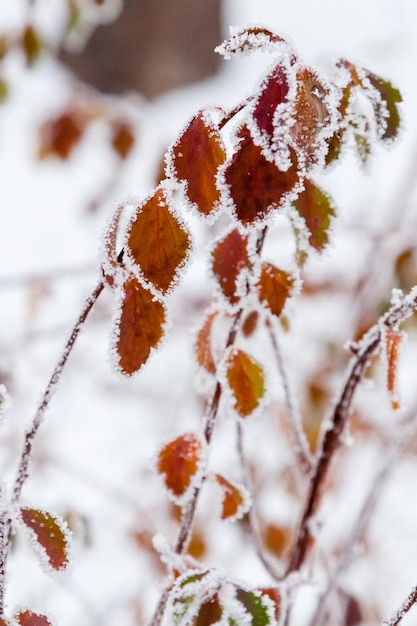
(383, 588, 417, 626)
(268, 320, 313, 475)
(286, 287, 417, 576)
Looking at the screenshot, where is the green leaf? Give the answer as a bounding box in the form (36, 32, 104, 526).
(235, 589, 272, 626)
(364, 70, 402, 142)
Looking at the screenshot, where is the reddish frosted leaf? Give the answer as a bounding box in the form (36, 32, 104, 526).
(216, 26, 289, 59)
(110, 120, 135, 159)
(195, 310, 219, 374)
(293, 179, 335, 251)
(193, 596, 222, 626)
(211, 229, 250, 305)
(252, 64, 290, 139)
(20, 508, 70, 571)
(256, 263, 294, 317)
(114, 278, 166, 375)
(157, 434, 203, 500)
(38, 109, 86, 160)
(225, 127, 299, 226)
(15, 611, 52, 626)
(215, 474, 249, 520)
(0, 618, 12, 626)
(363, 70, 402, 142)
(384, 327, 403, 411)
(126, 187, 191, 294)
(171, 112, 226, 219)
(259, 588, 282, 622)
(226, 349, 265, 417)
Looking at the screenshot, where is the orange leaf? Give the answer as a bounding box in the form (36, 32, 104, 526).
(157, 434, 203, 500)
(0, 618, 12, 626)
(126, 187, 191, 294)
(241, 310, 259, 337)
(171, 112, 226, 219)
(256, 263, 294, 317)
(38, 109, 86, 160)
(215, 474, 249, 520)
(15, 611, 52, 626)
(293, 178, 335, 252)
(225, 127, 299, 226)
(211, 229, 250, 305)
(384, 327, 403, 411)
(111, 120, 135, 159)
(20, 508, 70, 571)
(114, 278, 166, 375)
(195, 310, 219, 374)
(226, 349, 265, 417)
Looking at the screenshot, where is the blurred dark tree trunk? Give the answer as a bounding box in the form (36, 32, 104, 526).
(60, 0, 222, 99)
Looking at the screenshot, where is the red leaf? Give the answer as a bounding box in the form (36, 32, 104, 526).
(126, 187, 191, 294)
(225, 127, 299, 226)
(193, 596, 222, 626)
(20, 508, 70, 571)
(195, 310, 219, 374)
(256, 263, 294, 317)
(15, 611, 52, 626)
(252, 64, 290, 139)
(170, 112, 226, 219)
(226, 349, 265, 417)
(114, 278, 166, 376)
(293, 178, 335, 251)
(215, 474, 249, 520)
(110, 120, 135, 159)
(157, 434, 203, 500)
(211, 229, 250, 305)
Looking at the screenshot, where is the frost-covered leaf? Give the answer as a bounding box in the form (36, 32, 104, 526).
(20, 508, 70, 572)
(211, 229, 250, 305)
(235, 588, 274, 626)
(126, 187, 191, 294)
(224, 126, 299, 226)
(170, 569, 214, 625)
(193, 596, 222, 626)
(38, 109, 86, 160)
(215, 474, 250, 521)
(113, 278, 166, 376)
(383, 326, 403, 411)
(364, 70, 402, 142)
(21, 25, 42, 66)
(258, 588, 282, 622)
(256, 263, 294, 317)
(216, 26, 289, 59)
(226, 349, 265, 417)
(252, 63, 290, 141)
(293, 179, 335, 251)
(15, 610, 52, 626)
(170, 112, 226, 219)
(194, 310, 219, 374)
(110, 119, 135, 159)
(0, 617, 12, 626)
(157, 434, 203, 501)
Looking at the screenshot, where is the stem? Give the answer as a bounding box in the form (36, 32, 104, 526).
(285, 287, 417, 576)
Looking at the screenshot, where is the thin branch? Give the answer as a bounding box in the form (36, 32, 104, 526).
(268, 319, 313, 475)
(285, 287, 417, 576)
(383, 588, 417, 626)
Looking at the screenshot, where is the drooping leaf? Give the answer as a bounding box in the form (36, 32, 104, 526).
(110, 120, 135, 159)
(194, 310, 219, 374)
(113, 278, 166, 376)
(20, 508, 70, 571)
(256, 263, 294, 317)
(225, 127, 299, 226)
(293, 178, 335, 251)
(215, 26, 289, 59)
(126, 187, 191, 294)
(15, 611, 52, 626)
(157, 434, 203, 501)
(252, 64, 290, 139)
(235, 589, 273, 626)
(363, 70, 402, 142)
(38, 110, 86, 160)
(226, 349, 265, 417)
(215, 474, 249, 520)
(170, 112, 226, 219)
(211, 229, 250, 305)
(193, 596, 222, 626)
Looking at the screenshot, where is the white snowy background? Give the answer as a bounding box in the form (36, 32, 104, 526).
(1, 1, 417, 625)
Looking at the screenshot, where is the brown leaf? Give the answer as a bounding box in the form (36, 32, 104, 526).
(126, 187, 191, 294)
(225, 126, 299, 226)
(157, 434, 203, 500)
(241, 310, 259, 337)
(15, 611, 52, 626)
(195, 310, 219, 374)
(261, 523, 291, 558)
(256, 263, 294, 317)
(171, 112, 226, 219)
(111, 120, 135, 159)
(38, 109, 86, 160)
(215, 474, 248, 520)
(114, 278, 166, 375)
(293, 178, 335, 252)
(226, 349, 265, 417)
(20, 508, 70, 571)
(193, 596, 222, 626)
(211, 229, 250, 305)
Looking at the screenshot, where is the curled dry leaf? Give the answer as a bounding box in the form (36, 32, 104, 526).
(211, 228, 250, 305)
(157, 434, 203, 501)
(20, 507, 70, 572)
(126, 187, 191, 294)
(170, 111, 226, 219)
(226, 348, 265, 417)
(113, 278, 166, 376)
(256, 263, 294, 317)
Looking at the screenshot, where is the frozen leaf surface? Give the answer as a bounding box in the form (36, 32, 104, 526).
(20, 507, 70, 571)
(236, 589, 274, 626)
(211, 229, 250, 305)
(256, 263, 294, 317)
(195, 310, 219, 374)
(215, 474, 250, 520)
(216, 26, 289, 59)
(15, 611, 52, 626)
(364, 70, 402, 142)
(157, 434, 203, 501)
(113, 278, 166, 376)
(126, 187, 191, 294)
(252, 63, 290, 140)
(293, 179, 335, 251)
(194, 597, 222, 626)
(226, 349, 265, 417)
(170, 112, 226, 219)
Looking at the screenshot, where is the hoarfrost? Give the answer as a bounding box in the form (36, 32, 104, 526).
(0, 384, 12, 424)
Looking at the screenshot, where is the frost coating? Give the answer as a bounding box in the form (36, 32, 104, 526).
(0, 384, 12, 424)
